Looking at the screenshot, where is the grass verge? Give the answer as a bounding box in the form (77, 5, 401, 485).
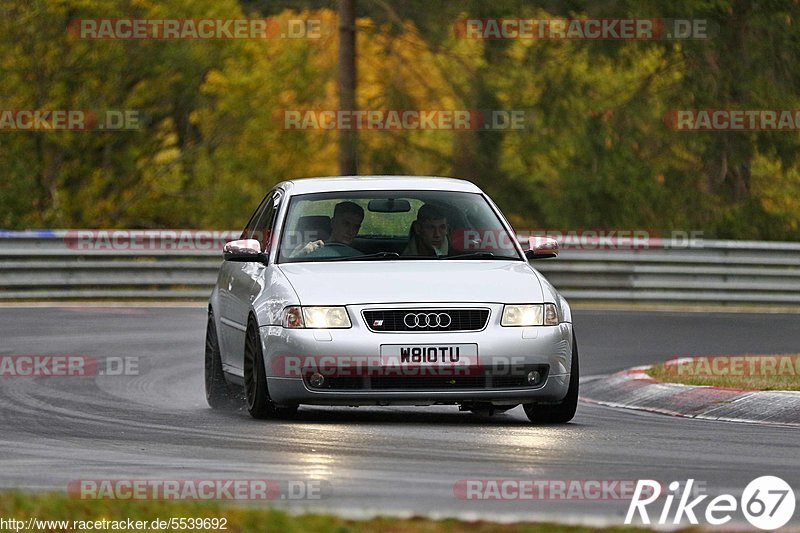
(0, 491, 666, 532)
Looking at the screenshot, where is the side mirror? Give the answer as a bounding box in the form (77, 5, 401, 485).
(523, 236, 559, 260)
(223, 239, 266, 262)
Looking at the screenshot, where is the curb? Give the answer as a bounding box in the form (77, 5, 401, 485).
(582, 366, 800, 427)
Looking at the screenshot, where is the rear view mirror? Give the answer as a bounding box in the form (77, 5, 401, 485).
(367, 198, 411, 213)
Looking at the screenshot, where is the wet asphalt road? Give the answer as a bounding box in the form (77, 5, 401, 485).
(0, 306, 798, 527)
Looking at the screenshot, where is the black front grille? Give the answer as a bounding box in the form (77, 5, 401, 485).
(489, 375, 533, 388)
(363, 308, 490, 332)
(370, 375, 488, 389)
(314, 377, 364, 390)
(303, 366, 549, 391)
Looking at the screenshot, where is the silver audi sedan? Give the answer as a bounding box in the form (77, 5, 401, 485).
(205, 176, 578, 423)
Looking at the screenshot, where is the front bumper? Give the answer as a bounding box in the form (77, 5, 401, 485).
(261, 302, 573, 406)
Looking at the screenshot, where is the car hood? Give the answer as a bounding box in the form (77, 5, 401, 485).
(278, 261, 544, 305)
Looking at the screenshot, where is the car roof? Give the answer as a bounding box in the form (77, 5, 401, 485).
(276, 175, 483, 195)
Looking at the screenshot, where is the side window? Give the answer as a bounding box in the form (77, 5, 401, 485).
(252, 191, 282, 252)
(242, 192, 275, 240)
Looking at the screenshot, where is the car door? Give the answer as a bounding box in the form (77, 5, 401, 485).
(218, 190, 281, 371)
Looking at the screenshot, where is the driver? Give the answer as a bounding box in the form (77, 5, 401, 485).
(293, 201, 364, 257)
(402, 204, 450, 257)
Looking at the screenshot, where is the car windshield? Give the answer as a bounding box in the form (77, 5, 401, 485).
(277, 190, 522, 263)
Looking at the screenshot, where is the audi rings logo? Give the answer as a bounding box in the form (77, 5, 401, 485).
(403, 312, 452, 328)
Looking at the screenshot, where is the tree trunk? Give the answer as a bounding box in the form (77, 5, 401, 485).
(338, 0, 357, 175)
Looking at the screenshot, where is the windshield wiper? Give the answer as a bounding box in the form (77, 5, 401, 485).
(327, 252, 402, 261)
(445, 252, 520, 260)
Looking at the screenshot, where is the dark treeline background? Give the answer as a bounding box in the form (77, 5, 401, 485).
(1, 0, 799, 238)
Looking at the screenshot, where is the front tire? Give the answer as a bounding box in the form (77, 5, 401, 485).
(243, 318, 298, 420)
(523, 332, 579, 424)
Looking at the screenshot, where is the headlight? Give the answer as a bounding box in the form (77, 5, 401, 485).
(501, 304, 560, 326)
(282, 306, 351, 329)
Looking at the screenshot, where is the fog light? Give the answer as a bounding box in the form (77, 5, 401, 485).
(527, 370, 541, 386)
(309, 372, 325, 388)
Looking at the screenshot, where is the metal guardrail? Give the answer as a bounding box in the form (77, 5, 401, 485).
(1, 230, 799, 303)
(0, 231, 223, 300)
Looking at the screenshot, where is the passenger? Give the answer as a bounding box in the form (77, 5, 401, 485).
(403, 204, 450, 257)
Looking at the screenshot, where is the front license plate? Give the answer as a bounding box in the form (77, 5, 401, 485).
(380, 344, 478, 366)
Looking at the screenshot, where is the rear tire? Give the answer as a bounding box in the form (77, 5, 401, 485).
(205, 310, 240, 409)
(243, 318, 298, 420)
(523, 332, 579, 424)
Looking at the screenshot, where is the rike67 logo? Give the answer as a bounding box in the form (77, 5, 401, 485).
(626, 476, 796, 530)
